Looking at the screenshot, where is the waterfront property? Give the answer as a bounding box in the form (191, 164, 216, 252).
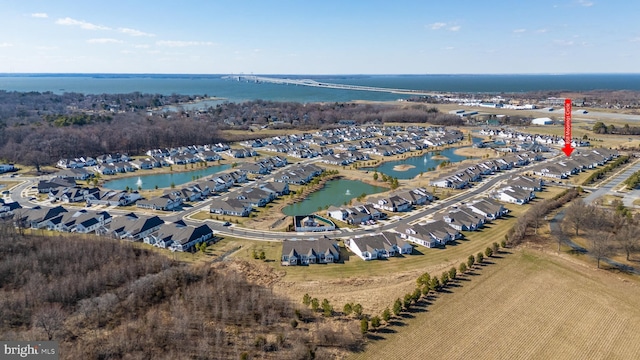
(294, 215, 336, 232)
(102, 164, 231, 190)
(281, 237, 340, 266)
(282, 179, 386, 216)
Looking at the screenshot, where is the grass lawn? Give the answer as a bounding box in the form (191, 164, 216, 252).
(349, 247, 640, 360)
(260, 186, 564, 281)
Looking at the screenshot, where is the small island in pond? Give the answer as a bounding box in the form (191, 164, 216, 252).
(392, 164, 416, 172)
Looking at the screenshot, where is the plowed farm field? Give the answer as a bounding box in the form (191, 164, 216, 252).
(350, 249, 640, 360)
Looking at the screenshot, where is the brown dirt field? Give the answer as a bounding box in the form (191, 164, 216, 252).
(349, 247, 640, 360)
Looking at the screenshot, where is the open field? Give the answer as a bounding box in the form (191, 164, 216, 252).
(350, 248, 640, 360)
(225, 186, 566, 315)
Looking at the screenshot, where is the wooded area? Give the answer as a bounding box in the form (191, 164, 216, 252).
(0, 226, 362, 359)
(0, 91, 463, 167)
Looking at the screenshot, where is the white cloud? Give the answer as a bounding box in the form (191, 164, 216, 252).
(31, 13, 48, 18)
(87, 38, 123, 44)
(577, 0, 594, 6)
(156, 40, 214, 47)
(631, 37, 640, 43)
(554, 39, 575, 46)
(134, 44, 151, 49)
(118, 27, 155, 37)
(429, 22, 460, 31)
(0, 42, 13, 48)
(536, 28, 548, 33)
(513, 29, 526, 33)
(55, 17, 110, 31)
(444, 46, 455, 50)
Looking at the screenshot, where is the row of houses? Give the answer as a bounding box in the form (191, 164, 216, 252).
(395, 197, 509, 249)
(208, 164, 322, 218)
(346, 232, 414, 261)
(58, 144, 233, 170)
(11, 206, 214, 252)
(491, 176, 543, 205)
(529, 149, 619, 180)
(209, 181, 290, 217)
(479, 128, 590, 149)
(325, 188, 435, 226)
(431, 151, 543, 189)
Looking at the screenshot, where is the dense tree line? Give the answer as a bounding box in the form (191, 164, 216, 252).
(624, 169, 640, 189)
(593, 121, 640, 135)
(0, 226, 362, 359)
(0, 91, 465, 167)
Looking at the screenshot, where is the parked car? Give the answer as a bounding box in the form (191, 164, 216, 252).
(223, 221, 232, 226)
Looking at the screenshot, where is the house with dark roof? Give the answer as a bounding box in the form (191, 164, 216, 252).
(0, 199, 21, 218)
(23, 206, 69, 229)
(85, 190, 141, 206)
(108, 213, 164, 241)
(55, 168, 93, 180)
(259, 181, 290, 197)
(136, 192, 182, 211)
(144, 222, 215, 252)
(209, 198, 252, 217)
(37, 177, 77, 193)
(373, 195, 411, 212)
(281, 237, 340, 266)
(55, 210, 112, 233)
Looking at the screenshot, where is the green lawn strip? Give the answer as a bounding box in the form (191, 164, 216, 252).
(227, 186, 566, 281)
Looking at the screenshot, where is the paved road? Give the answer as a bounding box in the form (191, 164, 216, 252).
(583, 158, 640, 204)
(4, 155, 556, 241)
(183, 157, 556, 240)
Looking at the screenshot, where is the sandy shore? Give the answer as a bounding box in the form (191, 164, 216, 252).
(454, 146, 495, 158)
(393, 164, 416, 171)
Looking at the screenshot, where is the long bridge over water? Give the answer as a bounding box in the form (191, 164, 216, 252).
(222, 75, 445, 97)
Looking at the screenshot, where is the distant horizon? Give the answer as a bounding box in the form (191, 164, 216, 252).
(2, 72, 640, 77)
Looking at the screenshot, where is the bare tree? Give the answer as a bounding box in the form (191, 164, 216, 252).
(587, 230, 614, 269)
(33, 303, 66, 340)
(615, 222, 639, 261)
(529, 203, 547, 235)
(563, 199, 589, 236)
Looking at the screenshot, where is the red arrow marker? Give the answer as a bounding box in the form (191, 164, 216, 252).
(562, 98, 574, 157)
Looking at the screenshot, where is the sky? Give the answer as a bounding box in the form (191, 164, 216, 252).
(0, 0, 638, 74)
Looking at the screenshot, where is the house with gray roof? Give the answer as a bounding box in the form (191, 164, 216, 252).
(346, 232, 413, 261)
(144, 222, 215, 252)
(108, 213, 164, 241)
(209, 198, 252, 217)
(136, 192, 182, 211)
(466, 198, 508, 221)
(281, 237, 340, 266)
